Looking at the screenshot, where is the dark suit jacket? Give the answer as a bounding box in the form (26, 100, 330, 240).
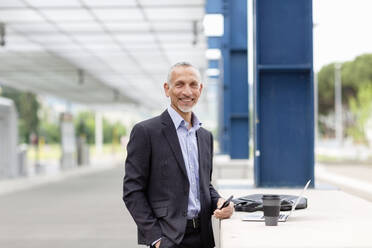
(123, 110, 220, 248)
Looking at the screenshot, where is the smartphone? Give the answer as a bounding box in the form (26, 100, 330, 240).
(219, 195, 234, 210)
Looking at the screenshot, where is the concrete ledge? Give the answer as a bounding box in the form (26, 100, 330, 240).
(213, 155, 252, 180)
(316, 163, 372, 200)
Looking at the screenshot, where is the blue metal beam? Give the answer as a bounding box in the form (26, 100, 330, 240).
(222, 0, 249, 158)
(254, 0, 314, 187)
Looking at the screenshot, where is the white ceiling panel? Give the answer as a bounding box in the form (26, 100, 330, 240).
(0, 9, 44, 22)
(90, 49, 126, 58)
(66, 57, 103, 67)
(43, 47, 82, 54)
(83, 42, 122, 51)
(144, 7, 204, 21)
(25, 0, 81, 7)
(139, 0, 204, 6)
(59, 53, 96, 65)
(0, 0, 25, 7)
(108, 64, 143, 74)
(91, 8, 144, 21)
(4, 34, 31, 44)
(104, 22, 151, 32)
(40, 9, 94, 21)
(104, 79, 133, 89)
(115, 33, 155, 43)
(140, 66, 168, 75)
(9, 23, 57, 33)
(0, 1, 207, 109)
(43, 42, 81, 49)
(97, 54, 133, 64)
(162, 42, 206, 50)
(57, 22, 104, 32)
(72, 34, 113, 43)
(125, 75, 153, 85)
(60, 50, 94, 58)
(28, 34, 72, 43)
(3, 43, 43, 51)
(122, 47, 159, 54)
(166, 51, 206, 59)
(157, 33, 194, 43)
(136, 58, 168, 67)
(123, 42, 158, 50)
(82, 0, 137, 7)
(169, 41, 206, 49)
(167, 54, 205, 65)
(152, 21, 193, 32)
(129, 51, 164, 61)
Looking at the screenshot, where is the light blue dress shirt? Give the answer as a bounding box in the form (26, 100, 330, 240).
(167, 106, 201, 219)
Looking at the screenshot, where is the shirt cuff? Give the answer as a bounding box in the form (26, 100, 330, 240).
(151, 238, 161, 247)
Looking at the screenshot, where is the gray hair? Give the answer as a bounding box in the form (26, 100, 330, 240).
(166, 62, 201, 84)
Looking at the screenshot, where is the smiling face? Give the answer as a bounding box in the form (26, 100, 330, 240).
(164, 65, 203, 118)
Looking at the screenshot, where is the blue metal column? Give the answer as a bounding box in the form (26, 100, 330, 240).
(205, 0, 225, 154)
(222, 0, 249, 158)
(254, 0, 315, 187)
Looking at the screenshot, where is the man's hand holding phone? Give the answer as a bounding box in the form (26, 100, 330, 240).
(213, 195, 234, 219)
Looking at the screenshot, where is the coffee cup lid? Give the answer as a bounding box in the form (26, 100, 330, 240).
(262, 194, 280, 200)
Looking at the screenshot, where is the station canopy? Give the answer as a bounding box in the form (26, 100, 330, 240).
(0, 0, 207, 110)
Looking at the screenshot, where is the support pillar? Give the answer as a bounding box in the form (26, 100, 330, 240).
(254, 0, 314, 187)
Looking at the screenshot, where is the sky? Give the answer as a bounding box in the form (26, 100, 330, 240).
(313, 0, 372, 71)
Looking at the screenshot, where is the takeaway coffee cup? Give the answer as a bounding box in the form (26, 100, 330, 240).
(262, 194, 281, 226)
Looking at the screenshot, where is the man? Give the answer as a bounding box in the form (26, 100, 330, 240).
(123, 62, 233, 248)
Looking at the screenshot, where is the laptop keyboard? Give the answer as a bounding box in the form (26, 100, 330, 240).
(261, 214, 286, 220)
(259, 214, 286, 220)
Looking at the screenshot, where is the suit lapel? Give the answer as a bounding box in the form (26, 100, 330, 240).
(161, 110, 188, 178)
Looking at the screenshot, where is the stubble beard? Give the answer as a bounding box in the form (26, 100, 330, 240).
(177, 104, 193, 113)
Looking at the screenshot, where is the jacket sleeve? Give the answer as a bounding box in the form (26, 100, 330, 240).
(123, 123, 161, 245)
(209, 132, 221, 212)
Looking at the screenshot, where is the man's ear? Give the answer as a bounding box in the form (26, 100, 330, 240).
(199, 83, 204, 94)
(164, 82, 170, 97)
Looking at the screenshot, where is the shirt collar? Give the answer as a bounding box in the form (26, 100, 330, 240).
(167, 105, 202, 131)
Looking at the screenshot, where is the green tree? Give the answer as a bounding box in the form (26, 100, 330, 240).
(75, 111, 127, 144)
(317, 53, 372, 142)
(103, 118, 112, 144)
(74, 111, 95, 144)
(39, 120, 60, 144)
(0, 86, 40, 143)
(348, 83, 372, 143)
(318, 63, 337, 116)
(103, 119, 127, 144)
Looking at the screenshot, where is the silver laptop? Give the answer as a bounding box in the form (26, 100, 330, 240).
(241, 179, 311, 222)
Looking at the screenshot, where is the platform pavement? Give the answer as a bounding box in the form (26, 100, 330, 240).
(0, 162, 141, 248)
(1, 156, 372, 248)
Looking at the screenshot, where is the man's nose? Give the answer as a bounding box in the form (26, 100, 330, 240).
(182, 85, 192, 96)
